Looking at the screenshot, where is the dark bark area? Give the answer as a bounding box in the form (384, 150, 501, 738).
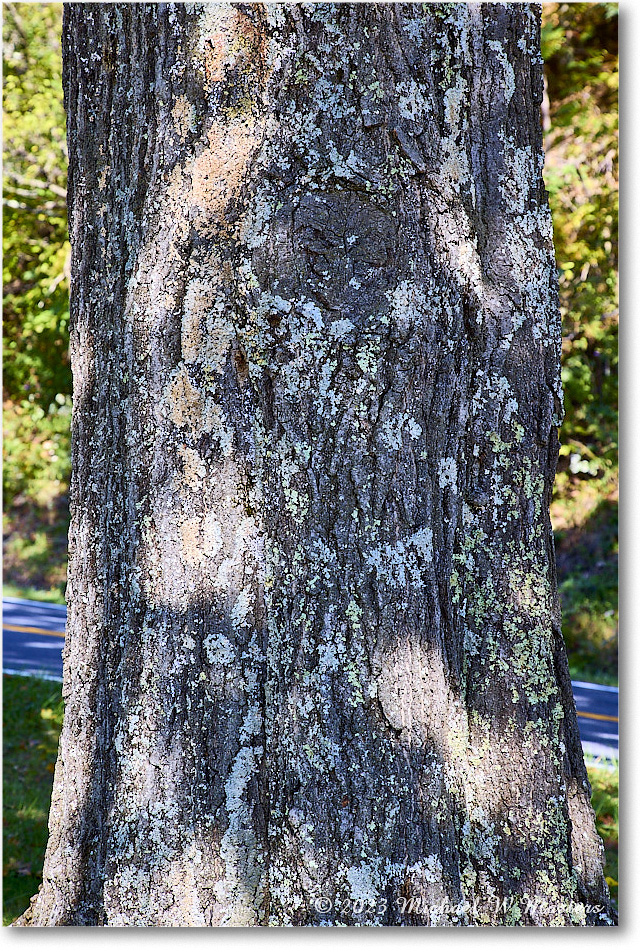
(17, 2, 614, 927)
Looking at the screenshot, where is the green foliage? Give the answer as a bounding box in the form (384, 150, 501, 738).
(3, 2, 71, 506)
(543, 2, 618, 479)
(2, 674, 64, 925)
(3, 3, 71, 593)
(542, 4, 618, 684)
(3, 393, 71, 505)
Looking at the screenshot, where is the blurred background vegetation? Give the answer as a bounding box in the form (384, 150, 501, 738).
(542, 2, 618, 686)
(3, 2, 70, 604)
(2, 1, 618, 682)
(1, 1, 619, 924)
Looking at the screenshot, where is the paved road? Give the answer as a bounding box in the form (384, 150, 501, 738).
(570, 679, 618, 761)
(3, 597, 67, 682)
(2, 597, 619, 758)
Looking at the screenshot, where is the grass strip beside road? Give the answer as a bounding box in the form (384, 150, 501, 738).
(586, 761, 619, 908)
(2, 583, 66, 607)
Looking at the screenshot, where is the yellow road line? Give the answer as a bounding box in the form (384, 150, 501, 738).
(577, 711, 618, 723)
(3, 623, 66, 638)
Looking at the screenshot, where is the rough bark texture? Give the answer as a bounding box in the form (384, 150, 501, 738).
(19, 2, 615, 927)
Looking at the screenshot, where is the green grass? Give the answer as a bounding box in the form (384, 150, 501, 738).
(1, 674, 618, 925)
(3, 674, 64, 926)
(2, 583, 66, 606)
(586, 760, 619, 911)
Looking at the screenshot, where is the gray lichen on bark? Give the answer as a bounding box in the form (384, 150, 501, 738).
(18, 2, 615, 927)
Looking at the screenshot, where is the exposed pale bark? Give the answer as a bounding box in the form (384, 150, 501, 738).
(18, 2, 615, 927)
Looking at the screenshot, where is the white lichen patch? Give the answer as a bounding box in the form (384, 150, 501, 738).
(203, 632, 235, 666)
(159, 364, 234, 449)
(397, 78, 427, 124)
(180, 517, 206, 566)
(470, 372, 518, 427)
(181, 281, 236, 370)
(231, 588, 253, 629)
(219, 737, 263, 925)
(406, 417, 422, 439)
(487, 39, 516, 103)
(202, 512, 224, 559)
(187, 3, 239, 77)
(165, 365, 204, 435)
(345, 861, 380, 902)
(443, 80, 466, 129)
(387, 279, 430, 334)
(317, 641, 340, 672)
(365, 526, 434, 593)
(438, 75, 471, 193)
(327, 145, 366, 182)
(438, 456, 458, 492)
(329, 317, 356, 340)
(190, 120, 262, 230)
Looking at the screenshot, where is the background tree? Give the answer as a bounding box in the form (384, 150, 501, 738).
(15, 2, 614, 927)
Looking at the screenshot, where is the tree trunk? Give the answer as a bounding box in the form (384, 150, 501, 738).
(18, 2, 615, 927)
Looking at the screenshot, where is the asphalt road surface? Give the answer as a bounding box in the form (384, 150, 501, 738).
(2, 597, 618, 759)
(3, 597, 67, 683)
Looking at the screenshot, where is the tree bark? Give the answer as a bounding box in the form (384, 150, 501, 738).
(18, 2, 615, 926)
